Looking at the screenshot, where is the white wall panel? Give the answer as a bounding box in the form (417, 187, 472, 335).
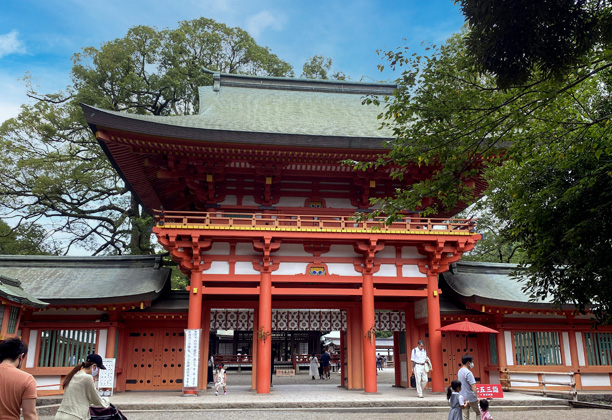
(402, 265, 426, 277)
(26, 330, 38, 368)
(219, 195, 237, 205)
(581, 373, 611, 387)
(576, 332, 586, 366)
(328, 245, 359, 257)
(274, 262, 309, 275)
(241, 196, 258, 206)
(505, 331, 514, 366)
(562, 332, 572, 366)
(276, 244, 310, 256)
(277, 196, 306, 207)
(324, 198, 352, 208)
(509, 373, 538, 387)
(34, 376, 61, 390)
(488, 370, 500, 384)
(373, 264, 397, 277)
(235, 261, 260, 275)
(206, 242, 230, 255)
(376, 247, 396, 258)
(202, 261, 230, 274)
(235, 242, 258, 256)
(401, 247, 422, 259)
(97, 329, 108, 358)
(326, 263, 358, 276)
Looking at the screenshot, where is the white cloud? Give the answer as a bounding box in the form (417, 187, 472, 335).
(246, 10, 285, 37)
(0, 30, 26, 58)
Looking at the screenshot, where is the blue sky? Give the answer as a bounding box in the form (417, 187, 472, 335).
(0, 0, 465, 123)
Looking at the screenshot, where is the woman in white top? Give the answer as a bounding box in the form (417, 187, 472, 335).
(309, 352, 319, 380)
(55, 354, 109, 419)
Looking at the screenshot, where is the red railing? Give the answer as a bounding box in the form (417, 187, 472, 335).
(154, 210, 476, 234)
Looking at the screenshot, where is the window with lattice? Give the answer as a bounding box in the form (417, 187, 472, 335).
(513, 331, 562, 366)
(38, 330, 97, 367)
(584, 332, 612, 366)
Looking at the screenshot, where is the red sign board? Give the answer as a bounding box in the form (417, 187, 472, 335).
(476, 384, 504, 399)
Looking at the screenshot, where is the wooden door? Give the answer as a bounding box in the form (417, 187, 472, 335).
(125, 328, 185, 390)
(441, 332, 483, 387)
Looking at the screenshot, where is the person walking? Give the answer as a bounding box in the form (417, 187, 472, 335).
(320, 349, 331, 379)
(458, 354, 480, 420)
(0, 338, 38, 420)
(214, 363, 227, 396)
(207, 352, 214, 387)
(55, 353, 109, 420)
(411, 340, 428, 398)
(309, 352, 319, 380)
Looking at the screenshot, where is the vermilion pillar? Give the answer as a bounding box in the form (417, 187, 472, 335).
(185, 271, 203, 395)
(106, 314, 119, 358)
(427, 274, 444, 392)
(187, 271, 203, 329)
(347, 307, 363, 389)
(393, 331, 401, 386)
(201, 307, 211, 389)
(362, 271, 377, 393)
(256, 271, 272, 393)
(251, 309, 258, 391)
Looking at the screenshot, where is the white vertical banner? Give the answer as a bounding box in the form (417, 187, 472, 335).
(183, 329, 201, 390)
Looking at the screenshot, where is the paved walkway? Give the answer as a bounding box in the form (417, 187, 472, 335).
(37, 368, 574, 415)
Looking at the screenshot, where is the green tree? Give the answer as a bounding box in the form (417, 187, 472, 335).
(0, 220, 55, 255)
(361, 32, 612, 323)
(456, 0, 612, 88)
(0, 18, 293, 255)
(301, 55, 347, 80)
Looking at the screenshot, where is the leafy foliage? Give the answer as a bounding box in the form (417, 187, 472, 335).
(456, 0, 612, 88)
(0, 220, 55, 255)
(0, 18, 293, 255)
(361, 32, 612, 323)
(301, 55, 347, 80)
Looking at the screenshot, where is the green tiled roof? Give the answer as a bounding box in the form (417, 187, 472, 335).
(441, 261, 561, 308)
(0, 255, 171, 305)
(0, 274, 48, 308)
(82, 71, 397, 146)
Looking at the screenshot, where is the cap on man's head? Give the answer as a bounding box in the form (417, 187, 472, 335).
(86, 354, 107, 369)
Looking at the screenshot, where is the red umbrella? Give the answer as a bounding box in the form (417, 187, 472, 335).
(436, 318, 498, 350)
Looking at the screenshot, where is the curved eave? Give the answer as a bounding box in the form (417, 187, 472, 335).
(81, 104, 391, 151)
(0, 291, 49, 309)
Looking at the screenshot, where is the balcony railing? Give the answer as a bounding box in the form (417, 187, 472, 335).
(154, 210, 476, 235)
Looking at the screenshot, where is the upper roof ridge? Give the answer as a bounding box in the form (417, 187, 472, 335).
(201, 67, 397, 95)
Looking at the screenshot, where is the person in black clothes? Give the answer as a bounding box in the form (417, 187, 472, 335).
(270, 349, 276, 387)
(320, 349, 331, 380)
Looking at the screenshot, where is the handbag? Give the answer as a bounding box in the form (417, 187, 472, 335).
(410, 374, 416, 388)
(90, 403, 128, 420)
(424, 357, 432, 373)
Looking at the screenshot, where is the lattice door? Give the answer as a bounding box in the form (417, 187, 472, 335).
(125, 328, 185, 390)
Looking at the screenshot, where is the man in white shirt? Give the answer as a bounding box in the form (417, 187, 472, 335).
(411, 340, 428, 398)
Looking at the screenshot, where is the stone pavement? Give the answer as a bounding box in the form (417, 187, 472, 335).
(37, 368, 575, 416)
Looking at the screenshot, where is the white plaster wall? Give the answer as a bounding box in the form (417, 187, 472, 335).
(509, 373, 538, 387)
(489, 370, 501, 384)
(324, 198, 352, 208)
(505, 331, 514, 366)
(205, 242, 230, 255)
(34, 376, 61, 391)
(401, 359, 407, 382)
(219, 195, 237, 205)
(277, 196, 307, 207)
(26, 330, 38, 368)
(581, 373, 611, 387)
(276, 244, 310, 256)
(235, 242, 258, 256)
(241, 196, 258, 206)
(274, 262, 309, 275)
(326, 263, 358, 276)
(202, 261, 230, 274)
(97, 329, 108, 358)
(376, 247, 396, 258)
(576, 332, 586, 366)
(401, 247, 422, 259)
(402, 265, 426, 277)
(235, 261, 260, 275)
(562, 332, 572, 366)
(328, 245, 359, 257)
(373, 264, 397, 277)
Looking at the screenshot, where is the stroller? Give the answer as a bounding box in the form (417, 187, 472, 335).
(90, 404, 128, 420)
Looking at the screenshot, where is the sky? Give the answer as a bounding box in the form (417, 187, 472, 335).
(0, 0, 466, 124)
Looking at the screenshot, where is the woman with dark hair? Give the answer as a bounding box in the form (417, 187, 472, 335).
(55, 354, 109, 419)
(309, 352, 319, 380)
